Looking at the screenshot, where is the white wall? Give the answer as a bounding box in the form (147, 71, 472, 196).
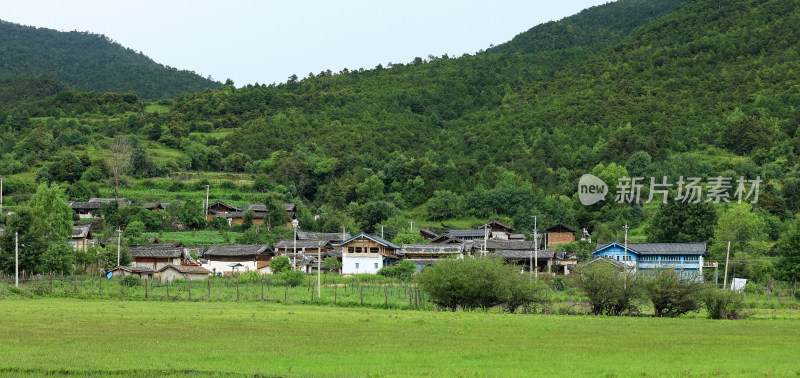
(204, 259, 257, 275)
(342, 255, 382, 275)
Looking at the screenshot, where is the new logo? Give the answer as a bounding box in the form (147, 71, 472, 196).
(578, 174, 608, 206)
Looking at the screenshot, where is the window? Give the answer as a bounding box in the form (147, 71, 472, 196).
(348, 247, 354, 253)
(355, 263, 359, 269)
(370, 247, 379, 254)
(374, 263, 379, 269)
(355, 247, 362, 253)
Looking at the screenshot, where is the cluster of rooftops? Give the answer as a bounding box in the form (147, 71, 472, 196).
(61, 199, 712, 279)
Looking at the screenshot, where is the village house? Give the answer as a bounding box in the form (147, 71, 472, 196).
(398, 243, 469, 270)
(108, 265, 156, 280)
(142, 202, 170, 211)
(273, 239, 334, 272)
(69, 198, 131, 219)
(546, 223, 576, 247)
(592, 242, 715, 280)
(207, 202, 297, 227)
(202, 244, 272, 275)
(446, 220, 523, 241)
(129, 244, 188, 270)
(71, 224, 93, 251)
(158, 264, 212, 282)
(338, 233, 400, 275)
(473, 240, 577, 275)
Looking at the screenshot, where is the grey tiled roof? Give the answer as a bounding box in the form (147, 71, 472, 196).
(477, 220, 514, 232)
(400, 244, 467, 255)
(247, 204, 268, 212)
(204, 244, 271, 257)
(158, 264, 212, 274)
(447, 229, 487, 238)
(69, 201, 104, 210)
(273, 239, 327, 249)
(142, 202, 170, 210)
(297, 232, 350, 241)
(72, 224, 92, 238)
(547, 223, 576, 233)
(595, 242, 707, 255)
(337, 233, 400, 249)
(495, 249, 565, 260)
(129, 245, 184, 258)
(473, 240, 540, 251)
(111, 265, 156, 273)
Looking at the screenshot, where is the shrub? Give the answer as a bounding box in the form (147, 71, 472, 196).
(645, 270, 703, 317)
(576, 261, 643, 316)
(378, 260, 416, 280)
(122, 275, 142, 287)
(270, 255, 291, 274)
(702, 287, 747, 319)
(416, 257, 547, 312)
(322, 256, 342, 271)
(282, 270, 305, 287)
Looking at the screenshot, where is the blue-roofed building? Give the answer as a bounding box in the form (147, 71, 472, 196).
(592, 242, 715, 280)
(336, 233, 400, 274)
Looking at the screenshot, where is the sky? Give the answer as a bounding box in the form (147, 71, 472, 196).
(2, 0, 609, 86)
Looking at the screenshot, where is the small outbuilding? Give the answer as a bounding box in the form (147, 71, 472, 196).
(158, 264, 212, 282)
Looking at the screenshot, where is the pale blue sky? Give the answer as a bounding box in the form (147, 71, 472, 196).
(3, 0, 609, 86)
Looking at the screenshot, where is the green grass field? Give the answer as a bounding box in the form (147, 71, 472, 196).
(0, 298, 798, 376)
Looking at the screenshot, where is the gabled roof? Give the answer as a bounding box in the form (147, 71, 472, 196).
(142, 202, 170, 210)
(593, 242, 707, 255)
(247, 204, 268, 212)
(477, 220, 514, 232)
(129, 245, 184, 258)
(297, 232, 350, 241)
(419, 228, 440, 240)
(495, 249, 566, 260)
(447, 229, 487, 238)
(400, 243, 467, 255)
(283, 203, 297, 211)
(207, 201, 241, 212)
(430, 235, 464, 244)
(509, 234, 525, 240)
(72, 224, 92, 239)
(158, 264, 212, 274)
(546, 223, 576, 233)
(204, 244, 272, 257)
(109, 265, 156, 273)
(216, 211, 266, 219)
(89, 198, 130, 205)
(69, 201, 104, 210)
(473, 240, 539, 251)
(337, 233, 400, 249)
(273, 239, 328, 250)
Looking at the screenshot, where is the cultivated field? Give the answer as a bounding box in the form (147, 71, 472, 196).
(0, 298, 799, 376)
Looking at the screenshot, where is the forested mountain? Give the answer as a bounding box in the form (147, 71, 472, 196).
(1, 0, 799, 276)
(485, 0, 685, 55)
(0, 21, 221, 99)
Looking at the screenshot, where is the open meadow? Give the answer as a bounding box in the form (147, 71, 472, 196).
(0, 298, 799, 376)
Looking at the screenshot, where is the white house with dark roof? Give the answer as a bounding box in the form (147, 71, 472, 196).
(337, 233, 399, 274)
(399, 243, 468, 270)
(202, 244, 272, 275)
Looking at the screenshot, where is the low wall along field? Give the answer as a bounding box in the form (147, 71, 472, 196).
(0, 298, 799, 376)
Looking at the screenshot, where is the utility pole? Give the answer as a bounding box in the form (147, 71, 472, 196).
(380, 225, 385, 239)
(204, 185, 210, 219)
(317, 244, 321, 299)
(15, 231, 19, 287)
(342, 226, 347, 241)
(117, 228, 122, 267)
(723, 240, 731, 289)
(482, 226, 488, 257)
(292, 219, 299, 271)
(533, 216, 538, 280)
(408, 220, 414, 232)
(623, 223, 629, 289)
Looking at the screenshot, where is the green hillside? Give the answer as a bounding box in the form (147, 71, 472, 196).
(0, 21, 221, 100)
(1, 0, 798, 272)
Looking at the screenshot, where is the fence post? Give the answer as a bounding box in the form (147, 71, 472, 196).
(311, 283, 315, 303)
(166, 280, 170, 300)
(284, 281, 288, 301)
(120, 276, 124, 296)
(360, 285, 364, 306)
(188, 279, 192, 301)
(98, 275, 102, 295)
(145, 278, 148, 299)
(73, 274, 78, 296)
(236, 275, 240, 301)
(261, 276, 265, 301)
(334, 284, 338, 305)
(384, 286, 388, 308)
(208, 277, 211, 299)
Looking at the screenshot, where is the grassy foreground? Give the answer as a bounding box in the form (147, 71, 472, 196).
(0, 298, 798, 377)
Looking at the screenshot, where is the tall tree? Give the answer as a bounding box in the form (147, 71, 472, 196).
(774, 215, 800, 296)
(646, 201, 717, 242)
(109, 135, 130, 201)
